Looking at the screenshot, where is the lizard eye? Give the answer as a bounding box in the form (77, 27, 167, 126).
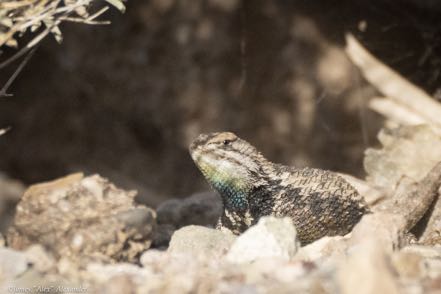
(223, 139, 231, 145)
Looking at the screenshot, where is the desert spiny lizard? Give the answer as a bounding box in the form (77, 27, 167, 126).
(189, 132, 368, 245)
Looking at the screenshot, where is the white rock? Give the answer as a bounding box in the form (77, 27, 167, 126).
(24, 245, 55, 272)
(168, 225, 236, 259)
(139, 249, 167, 267)
(0, 248, 29, 280)
(337, 239, 399, 294)
(296, 236, 348, 261)
(226, 216, 300, 263)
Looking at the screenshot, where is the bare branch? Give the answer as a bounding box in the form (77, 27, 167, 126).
(0, 0, 126, 93)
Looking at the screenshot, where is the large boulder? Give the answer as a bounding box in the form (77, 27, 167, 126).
(7, 173, 156, 265)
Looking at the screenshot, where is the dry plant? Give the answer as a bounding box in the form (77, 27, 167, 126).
(0, 0, 125, 131)
(0, 0, 125, 69)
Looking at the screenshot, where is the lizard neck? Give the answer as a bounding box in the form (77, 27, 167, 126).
(210, 159, 279, 224)
(211, 179, 251, 212)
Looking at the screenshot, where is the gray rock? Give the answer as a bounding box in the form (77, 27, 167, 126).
(226, 217, 300, 263)
(153, 191, 222, 247)
(168, 225, 236, 259)
(156, 191, 222, 228)
(7, 173, 156, 265)
(152, 224, 176, 248)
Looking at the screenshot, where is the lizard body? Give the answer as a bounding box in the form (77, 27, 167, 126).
(189, 132, 368, 244)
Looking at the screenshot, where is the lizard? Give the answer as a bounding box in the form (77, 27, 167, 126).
(189, 131, 369, 245)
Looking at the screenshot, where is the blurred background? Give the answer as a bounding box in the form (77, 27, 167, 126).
(0, 0, 440, 208)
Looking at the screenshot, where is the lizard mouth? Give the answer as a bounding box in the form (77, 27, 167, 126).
(189, 142, 202, 163)
(189, 148, 201, 163)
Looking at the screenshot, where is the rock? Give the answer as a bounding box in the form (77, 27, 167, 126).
(364, 126, 441, 247)
(24, 245, 56, 272)
(399, 245, 441, 282)
(154, 191, 222, 247)
(391, 251, 424, 279)
(139, 249, 167, 268)
(57, 257, 80, 277)
(0, 247, 29, 280)
(0, 269, 61, 294)
(296, 236, 348, 261)
(102, 275, 138, 294)
(226, 217, 300, 263)
(7, 173, 156, 265)
(337, 240, 400, 294)
(401, 245, 441, 258)
(349, 213, 407, 252)
(168, 225, 236, 259)
(364, 125, 441, 189)
(86, 263, 150, 283)
(156, 191, 222, 228)
(152, 224, 176, 248)
(419, 190, 441, 245)
(240, 258, 315, 285)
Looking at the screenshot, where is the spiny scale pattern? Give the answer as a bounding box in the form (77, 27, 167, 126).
(189, 132, 368, 244)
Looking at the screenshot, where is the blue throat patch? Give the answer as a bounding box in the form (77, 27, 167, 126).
(211, 179, 249, 211)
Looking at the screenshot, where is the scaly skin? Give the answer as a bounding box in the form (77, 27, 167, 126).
(189, 132, 368, 245)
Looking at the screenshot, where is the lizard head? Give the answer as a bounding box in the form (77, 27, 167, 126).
(189, 132, 270, 210)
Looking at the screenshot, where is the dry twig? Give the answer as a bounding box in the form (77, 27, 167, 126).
(0, 0, 125, 67)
